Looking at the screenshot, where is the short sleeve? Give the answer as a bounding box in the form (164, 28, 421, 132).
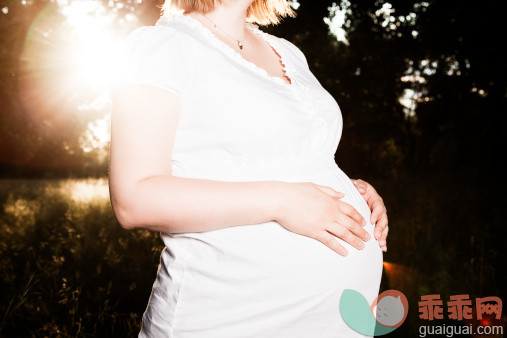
(279, 38, 310, 71)
(114, 25, 196, 98)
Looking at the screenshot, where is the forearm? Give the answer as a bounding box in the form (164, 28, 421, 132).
(112, 175, 285, 233)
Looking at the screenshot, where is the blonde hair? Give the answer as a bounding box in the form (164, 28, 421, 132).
(160, 0, 296, 26)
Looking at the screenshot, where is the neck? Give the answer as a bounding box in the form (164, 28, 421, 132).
(189, 0, 254, 40)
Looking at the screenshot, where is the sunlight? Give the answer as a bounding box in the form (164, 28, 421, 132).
(79, 117, 110, 153)
(60, 0, 124, 90)
(3, 196, 41, 228)
(399, 58, 438, 118)
(69, 36, 122, 90)
(19, 0, 140, 154)
(399, 89, 420, 118)
(288, 0, 300, 10)
(65, 178, 110, 203)
(21, 0, 138, 95)
(372, 1, 428, 39)
(324, 0, 352, 45)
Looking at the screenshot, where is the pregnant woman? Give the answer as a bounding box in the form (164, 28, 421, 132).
(109, 0, 389, 336)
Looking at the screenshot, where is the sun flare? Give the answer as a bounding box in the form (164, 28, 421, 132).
(61, 0, 127, 90)
(19, 0, 138, 153)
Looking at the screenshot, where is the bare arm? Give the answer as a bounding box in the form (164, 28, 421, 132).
(113, 174, 285, 233)
(109, 84, 284, 233)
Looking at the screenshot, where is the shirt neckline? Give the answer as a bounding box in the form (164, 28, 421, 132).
(157, 13, 296, 88)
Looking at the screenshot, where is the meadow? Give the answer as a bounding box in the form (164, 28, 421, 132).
(0, 178, 163, 337)
(0, 175, 503, 337)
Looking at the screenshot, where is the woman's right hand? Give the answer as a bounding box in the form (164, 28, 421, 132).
(274, 181, 371, 256)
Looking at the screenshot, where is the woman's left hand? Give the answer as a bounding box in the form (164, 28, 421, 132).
(351, 179, 388, 252)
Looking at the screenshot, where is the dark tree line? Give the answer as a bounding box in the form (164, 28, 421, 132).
(0, 0, 504, 180)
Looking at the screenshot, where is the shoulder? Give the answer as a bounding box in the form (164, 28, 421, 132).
(247, 24, 309, 70)
(120, 21, 197, 77)
(117, 20, 198, 98)
(122, 22, 194, 59)
(275, 36, 310, 70)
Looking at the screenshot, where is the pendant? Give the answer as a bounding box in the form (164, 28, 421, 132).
(238, 40, 243, 50)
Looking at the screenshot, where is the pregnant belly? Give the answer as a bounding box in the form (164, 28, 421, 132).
(173, 163, 382, 280)
(158, 163, 383, 334)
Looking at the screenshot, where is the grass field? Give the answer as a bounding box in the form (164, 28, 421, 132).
(0, 178, 163, 337)
(0, 176, 503, 336)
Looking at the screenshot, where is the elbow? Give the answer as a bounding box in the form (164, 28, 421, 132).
(112, 201, 137, 230)
(110, 194, 142, 230)
(110, 192, 176, 232)
(109, 177, 178, 232)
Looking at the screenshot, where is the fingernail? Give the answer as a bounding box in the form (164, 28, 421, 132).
(379, 240, 386, 246)
(365, 233, 371, 241)
(362, 219, 366, 226)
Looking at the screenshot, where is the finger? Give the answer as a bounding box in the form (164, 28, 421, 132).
(369, 199, 386, 224)
(374, 213, 388, 240)
(378, 224, 389, 247)
(370, 206, 381, 225)
(368, 187, 382, 207)
(348, 223, 371, 242)
(335, 212, 363, 231)
(337, 201, 366, 226)
(327, 223, 365, 250)
(315, 184, 345, 199)
(378, 218, 388, 252)
(356, 179, 372, 193)
(315, 231, 349, 256)
(352, 180, 367, 194)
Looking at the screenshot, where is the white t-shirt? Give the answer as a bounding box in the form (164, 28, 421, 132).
(117, 13, 383, 337)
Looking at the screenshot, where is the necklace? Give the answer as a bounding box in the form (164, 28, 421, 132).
(199, 13, 245, 50)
